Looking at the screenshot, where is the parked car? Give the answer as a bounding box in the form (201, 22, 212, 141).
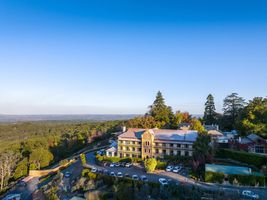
(125, 163, 132, 168)
(140, 175, 148, 182)
(115, 162, 121, 167)
(124, 173, 130, 178)
(91, 168, 97, 173)
(172, 166, 182, 173)
(64, 171, 71, 178)
(110, 172, 116, 177)
(109, 163, 115, 167)
(132, 175, 139, 180)
(104, 169, 109, 175)
(121, 162, 126, 167)
(117, 172, 123, 178)
(165, 166, 173, 172)
(242, 190, 259, 199)
(159, 178, 168, 186)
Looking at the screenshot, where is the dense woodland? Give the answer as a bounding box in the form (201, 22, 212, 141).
(0, 121, 123, 192)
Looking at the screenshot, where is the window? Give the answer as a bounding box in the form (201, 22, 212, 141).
(177, 144, 181, 148)
(155, 149, 159, 153)
(126, 147, 130, 151)
(255, 145, 264, 153)
(185, 144, 188, 148)
(148, 149, 151, 153)
(185, 151, 189, 156)
(163, 150, 166, 155)
(170, 143, 173, 147)
(138, 148, 141, 152)
(132, 147, 135, 151)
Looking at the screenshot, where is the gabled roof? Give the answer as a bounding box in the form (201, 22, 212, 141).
(118, 128, 198, 142)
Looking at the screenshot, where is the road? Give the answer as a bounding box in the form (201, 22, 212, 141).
(85, 152, 267, 200)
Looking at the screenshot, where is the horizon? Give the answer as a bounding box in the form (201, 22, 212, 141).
(1, 1, 267, 115)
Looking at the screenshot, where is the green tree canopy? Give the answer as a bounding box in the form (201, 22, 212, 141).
(223, 93, 246, 129)
(148, 91, 174, 127)
(238, 97, 267, 137)
(29, 148, 54, 170)
(190, 118, 205, 133)
(204, 94, 217, 125)
(144, 158, 157, 172)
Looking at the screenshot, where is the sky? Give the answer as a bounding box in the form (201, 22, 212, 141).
(0, 0, 267, 115)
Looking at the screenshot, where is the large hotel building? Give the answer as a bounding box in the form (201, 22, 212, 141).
(107, 128, 199, 159)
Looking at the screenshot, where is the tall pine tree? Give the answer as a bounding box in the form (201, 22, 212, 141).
(148, 91, 173, 127)
(204, 94, 217, 125)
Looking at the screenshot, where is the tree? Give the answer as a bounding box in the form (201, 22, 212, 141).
(14, 158, 28, 180)
(127, 116, 158, 129)
(0, 151, 18, 191)
(190, 118, 205, 133)
(192, 133, 212, 179)
(204, 94, 217, 125)
(238, 97, 267, 136)
(144, 158, 157, 172)
(29, 148, 53, 170)
(223, 93, 245, 129)
(148, 91, 174, 127)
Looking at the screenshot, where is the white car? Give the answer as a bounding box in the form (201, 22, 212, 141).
(110, 172, 116, 177)
(125, 163, 132, 167)
(159, 178, 168, 186)
(172, 166, 181, 173)
(109, 163, 115, 167)
(91, 168, 97, 173)
(242, 190, 259, 199)
(117, 172, 123, 178)
(132, 175, 139, 180)
(165, 166, 173, 172)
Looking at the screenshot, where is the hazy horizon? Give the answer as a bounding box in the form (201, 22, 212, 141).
(1, 1, 266, 115)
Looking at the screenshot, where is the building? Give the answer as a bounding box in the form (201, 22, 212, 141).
(116, 128, 198, 159)
(237, 134, 267, 155)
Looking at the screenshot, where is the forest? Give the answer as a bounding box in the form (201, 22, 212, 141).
(0, 120, 123, 192)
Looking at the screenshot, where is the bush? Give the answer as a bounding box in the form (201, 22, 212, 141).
(228, 174, 265, 186)
(156, 160, 167, 170)
(144, 158, 157, 172)
(216, 149, 267, 169)
(82, 169, 90, 177)
(205, 172, 224, 184)
(80, 153, 87, 165)
(96, 155, 142, 163)
(59, 159, 68, 166)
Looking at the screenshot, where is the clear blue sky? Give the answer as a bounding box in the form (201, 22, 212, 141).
(0, 0, 267, 114)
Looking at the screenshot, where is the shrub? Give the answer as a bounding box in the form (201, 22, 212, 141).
(216, 149, 267, 169)
(82, 169, 90, 177)
(205, 171, 224, 184)
(59, 159, 68, 166)
(156, 160, 167, 170)
(80, 153, 87, 165)
(96, 155, 142, 163)
(228, 174, 265, 186)
(144, 158, 157, 172)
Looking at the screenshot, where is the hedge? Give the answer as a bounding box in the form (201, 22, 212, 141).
(156, 160, 168, 170)
(205, 171, 224, 184)
(228, 174, 265, 186)
(216, 149, 267, 169)
(96, 155, 142, 163)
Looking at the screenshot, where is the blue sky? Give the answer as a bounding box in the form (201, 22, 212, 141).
(0, 0, 267, 114)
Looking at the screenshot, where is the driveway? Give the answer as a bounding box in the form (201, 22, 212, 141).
(86, 152, 267, 200)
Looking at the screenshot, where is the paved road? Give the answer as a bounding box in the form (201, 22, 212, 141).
(86, 152, 267, 200)
(4, 177, 39, 200)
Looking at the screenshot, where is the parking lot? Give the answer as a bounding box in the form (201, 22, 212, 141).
(85, 152, 192, 185)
